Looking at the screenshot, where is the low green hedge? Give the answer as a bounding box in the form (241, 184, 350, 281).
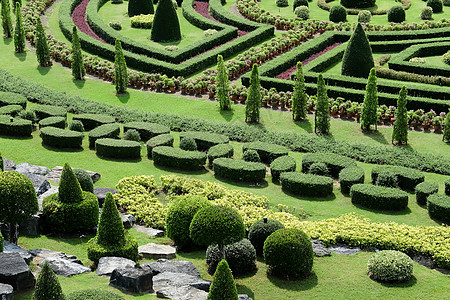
(371, 165, 425, 191)
(213, 158, 266, 182)
(66, 289, 125, 300)
(0, 91, 27, 108)
(445, 178, 450, 196)
(350, 184, 409, 211)
(242, 141, 289, 164)
(179, 131, 229, 151)
(302, 152, 357, 177)
(207, 143, 234, 167)
(280, 172, 333, 197)
(152, 146, 206, 170)
(123, 122, 170, 141)
(95, 138, 141, 159)
(415, 182, 439, 206)
(0, 105, 23, 116)
(87, 233, 139, 262)
(146, 134, 174, 158)
(40, 126, 84, 148)
(427, 194, 450, 225)
(38, 116, 66, 129)
(31, 104, 67, 121)
(339, 166, 365, 195)
(72, 113, 115, 131)
(88, 123, 120, 148)
(0, 115, 32, 136)
(270, 155, 296, 182)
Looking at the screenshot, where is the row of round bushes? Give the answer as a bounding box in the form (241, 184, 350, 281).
(350, 184, 409, 211)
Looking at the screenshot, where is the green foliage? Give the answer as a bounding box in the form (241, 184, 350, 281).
(291, 62, 307, 121)
(392, 86, 408, 145)
(35, 17, 51, 67)
(123, 129, 141, 142)
(329, 5, 347, 22)
(427, 194, 450, 225)
(207, 259, 238, 300)
(248, 218, 284, 256)
(179, 131, 229, 151)
(130, 14, 153, 28)
(350, 184, 408, 211)
(123, 122, 170, 141)
(33, 262, 65, 300)
(88, 124, 120, 148)
(0, 151, 3, 172)
(415, 181, 439, 206)
(264, 228, 313, 279)
(213, 158, 266, 182)
(341, 23, 374, 78)
(294, 5, 309, 19)
(280, 172, 334, 197)
(97, 193, 125, 246)
(39, 117, 66, 129)
(95, 138, 141, 159)
(361, 68, 378, 131)
(371, 165, 425, 191)
(207, 239, 257, 275)
(302, 152, 356, 178)
(72, 114, 115, 131)
(17, 109, 36, 123)
(315, 74, 330, 134)
(0, 104, 22, 116)
(293, 0, 309, 10)
(242, 141, 289, 164)
(276, 0, 288, 7)
(445, 178, 450, 196)
(40, 127, 84, 148)
(270, 155, 296, 182)
(31, 104, 67, 120)
(245, 64, 261, 123)
(180, 137, 197, 151)
(59, 163, 83, 204)
(427, 0, 443, 13)
(13, 2, 24, 53)
(73, 168, 94, 193)
(357, 10, 372, 23)
(375, 171, 399, 188)
(217, 55, 231, 111)
(339, 166, 365, 194)
(388, 6, 405, 23)
(87, 233, 139, 262)
(1, 0, 12, 38)
(443, 110, 450, 142)
(146, 133, 174, 158)
(0, 114, 32, 136)
(341, 0, 375, 8)
(128, 0, 154, 17)
(367, 250, 413, 282)
(420, 7, 433, 20)
(68, 120, 84, 132)
(243, 149, 260, 162)
(66, 289, 124, 300)
(151, 0, 181, 42)
(114, 39, 128, 94)
(207, 143, 234, 167)
(153, 146, 207, 169)
(0, 91, 26, 108)
(71, 26, 85, 80)
(309, 162, 328, 176)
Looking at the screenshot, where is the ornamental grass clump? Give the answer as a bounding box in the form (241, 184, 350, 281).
(367, 250, 413, 282)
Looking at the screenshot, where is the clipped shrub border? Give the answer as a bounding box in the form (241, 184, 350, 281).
(270, 155, 296, 182)
(73, 113, 116, 131)
(445, 178, 450, 196)
(88, 123, 120, 148)
(146, 134, 174, 158)
(180, 131, 229, 151)
(207, 143, 234, 167)
(95, 138, 141, 159)
(339, 166, 365, 195)
(242, 141, 289, 164)
(40, 126, 84, 148)
(302, 152, 356, 178)
(350, 184, 409, 211)
(371, 165, 425, 191)
(0, 91, 27, 109)
(152, 146, 206, 170)
(427, 194, 450, 225)
(31, 104, 67, 120)
(280, 172, 333, 198)
(38, 116, 66, 129)
(123, 122, 170, 141)
(415, 182, 439, 206)
(0, 115, 32, 136)
(213, 158, 266, 182)
(0, 105, 23, 116)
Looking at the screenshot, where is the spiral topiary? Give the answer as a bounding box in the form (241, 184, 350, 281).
(73, 168, 94, 193)
(243, 149, 261, 162)
(427, 0, 443, 13)
(180, 137, 197, 151)
(376, 171, 398, 188)
(309, 162, 329, 176)
(329, 5, 347, 22)
(367, 250, 413, 282)
(248, 218, 284, 256)
(388, 6, 406, 23)
(206, 239, 257, 275)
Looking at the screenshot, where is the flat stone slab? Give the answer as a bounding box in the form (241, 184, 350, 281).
(3, 241, 33, 264)
(156, 285, 208, 300)
(0, 253, 36, 291)
(134, 224, 164, 237)
(42, 257, 90, 277)
(0, 283, 13, 300)
(139, 243, 176, 260)
(46, 166, 101, 184)
(312, 239, 331, 257)
(23, 173, 50, 196)
(37, 186, 58, 211)
(239, 295, 253, 300)
(15, 163, 49, 176)
(329, 245, 361, 255)
(93, 187, 117, 207)
(3, 158, 15, 171)
(96, 257, 136, 276)
(109, 266, 154, 294)
(29, 248, 82, 265)
(142, 259, 200, 277)
(152, 272, 211, 294)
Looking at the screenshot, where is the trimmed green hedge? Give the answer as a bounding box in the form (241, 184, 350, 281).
(72, 113, 115, 131)
(213, 158, 266, 182)
(123, 121, 170, 141)
(0, 115, 32, 136)
(427, 194, 450, 225)
(40, 126, 84, 148)
(280, 172, 333, 197)
(415, 181, 439, 206)
(31, 104, 67, 121)
(350, 184, 409, 211)
(87, 233, 139, 262)
(152, 146, 206, 169)
(371, 165, 425, 191)
(302, 152, 357, 178)
(38, 116, 66, 129)
(88, 123, 120, 148)
(95, 138, 141, 159)
(179, 131, 229, 151)
(339, 166, 365, 195)
(0, 105, 23, 116)
(66, 289, 125, 300)
(242, 141, 289, 164)
(445, 178, 450, 196)
(146, 133, 174, 158)
(270, 155, 296, 182)
(0, 91, 27, 108)
(207, 143, 234, 167)
(209, 0, 259, 32)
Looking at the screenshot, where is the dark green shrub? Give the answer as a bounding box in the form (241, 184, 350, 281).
(263, 228, 313, 279)
(350, 184, 408, 211)
(0, 151, 3, 172)
(207, 143, 234, 167)
(88, 124, 120, 148)
(341, 23, 374, 78)
(0, 115, 33, 136)
(68, 120, 84, 132)
(388, 6, 406, 23)
(309, 162, 328, 176)
(0, 104, 23, 116)
(367, 250, 413, 282)
(341, 0, 375, 8)
(151, 0, 181, 42)
(166, 195, 213, 249)
(73, 168, 94, 193)
(109, 21, 122, 31)
(213, 158, 266, 183)
(59, 163, 83, 204)
(427, 0, 443, 13)
(242, 141, 289, 164)
(123, 122, 170, 141)
(295, 5, 310, 19)
(95, 138, 141, 159)
(0, 91, 26, 109)
(180, 137, 197, 151)
(276, 0, 288, 7)
(329, 5, 347, 22)
(179, 131, 229, 151)
(0, 232, 3, 252)
(31, 104, 67, 121)
(128, 0, 154, 17)
(420, 7, 433, 20)
(206, 239, 257, 275)
(445, 178, 450, 196)
(302, 152, 356, 178)
(243, 149, 260, 162)
(124, 129, 141, 142)
(87, 233, 139, 263)
(33, 262, 64, 300)
(371, 165, 425, 191)
(415, 182, 438, 206)
(427, 194, 450, 225)
(72, 114, 115, 131)
(339, 166, 365, 194)
(270, 155, 296, 182)
(40, 127, 84, 148)
(358, 10, 372, 23)
(207, 260, 238, 300)
(17, 110, 37, 123)
(375, 171, 399, 188)
(152, 146, 206, 170)
(293, 0, 309, 10)
(248, 218, 284, 256)
(66, 289, 124, 300)
(38, 117, 66, 129)
(146, 133, 174, 158)
(280, 172, 333, 197)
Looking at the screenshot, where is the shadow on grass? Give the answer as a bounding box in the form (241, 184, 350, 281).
(294, 119, 313, 134)
(14, 52, 26, 62)
(116, 92, 130, 104)
(42, 143, 84, 153)
(153, 163, 209, 175)
(362, 129, 388, 145)
(237, 284, 255, 299)
(3, 37, 12, 45)
(219, 109, 234, 122)
(73, 79, 86, 89)
(352, 203, 412, 216)
(37, 66, 51, 76)
(213, 174, 269, 189)
(95, 154, 142, 163)
(0, 134, 33, 140)
(281, 188, 337, 202)
(377, 275, 418, 288)
(267, 271, 318, 291)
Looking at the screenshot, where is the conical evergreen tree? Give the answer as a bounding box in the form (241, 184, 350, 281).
(71, 26, 85, 80)
(443, 111, 450, 142)
(33, 262, 65, 300)
(114, 39, 128, 94)
(58, 163, 83, 204)
(207, 259, 239, 300)
(151, 0, 181, 42)
(35, 17, 51, 67)
(291, 61, 307, 121)
(216, 55, 231, 111)
(361, 68, 378, 131)
(13, 2, 24, 53)
(341, 23, 374, 78)
(128, 0, 154, 17)
(314, 74, 330, 134)
(392, 86, 408, 145)
(97, 192, 125, 246)
(245, 64, 261, 123)
(1, 0, 12, 38)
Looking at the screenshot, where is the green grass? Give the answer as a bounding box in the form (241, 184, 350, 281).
(423, 55, 448, 67)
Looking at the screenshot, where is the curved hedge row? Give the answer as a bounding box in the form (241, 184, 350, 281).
(371, 165, 425, 191)
(243, 141, 289, 164)
(213, 158, 266, 182)
(350, 184, 409, 211)
(40, 126, 84, 148)
(179, 131, 229, 151)
(445, 178, 450, 196)
(270, 155, 296, 182)
(207, 143, 234, 167)
(31, 104, 67, 121)
(427, 194, 450, 225)
(152, 146, 206, 169)
(302, 152, 357, 177)
(415, 182, 439, 206)
(73, 113, 115, 131)
(95, 138, 141, 159)
(0, 91, 27, 108)
(88, 123, 120, 148)
(280, 172, 334, 197)
(339, 166, 365, 195)
(209, 0, 259, 31)
(146, 134, 174, 158)
(0, 105, 23, 116)
(123, 122, 170, 141)
(0, 115, 32, 136)
(38, 116, 66, 129)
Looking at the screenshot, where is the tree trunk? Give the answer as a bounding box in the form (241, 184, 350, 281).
(9, 223, 18, 245)
(218, 244, 226, 261)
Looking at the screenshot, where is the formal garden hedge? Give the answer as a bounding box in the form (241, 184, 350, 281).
(207, 143, 234, 167)
(95, 138, 141, 159)
(123, 122, 170, 141)
(0, 105, 23, 116)
(415, 182, 439, 206)
(88, 123, 120, 148)
(38, 116, 66, 129)
(270, 155, 296, 182)
(0, 91, 27, 108)
(280, 172, 334, 197)
(302, 152, 357, 178)
(40, 126, 84, 148)
(152, 146, 207, 170)
(213, 158, 266, 182)
(242, 141, 289, 164)
(339, 166, 365, 195)
(146, 134, 174, 158)
(350, 184, 409, 211)
(179, 131, 229, 151)
(446, 178, 450, 196)
(0, 115, 32, 136)
(31, 104, 67, 120)
(66, 289, 125, 300)
(371, 166, 425, 191)
(72, 113, 116, 131)
(427, 194, 450, 225)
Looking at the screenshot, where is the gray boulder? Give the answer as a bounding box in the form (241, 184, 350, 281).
(410, 253, 437, 269)
(133, 224, 164, 237)
(3, 241, 33, 264)
(152, 272, 211, 298)
(312, 239, 331, 257)
(142, 259, 200, 277)
(96, 257, 136, 276)
(121, 214, 135, 229)
(239, 295, 253, 300)
(329, 244, 361, 255)
(0, 283, 13, 300)
(109, 266, 154, 293)
(86, 170, 101, 183)
(37, 186, 58, 211)
(93, 187, 117, 207)
(29, 248, 82, 265)
(19, 213, 42, 236)
(42, 257, 90, 277)
(156, 285, 208, 300)
(15, 163, 49, 176)
(46, 166, 101, 184)
(3, 158, 15, 171)
(22, 173, 50, 196)
(139, 243, 176, 260)
(0, 253, 36, 291)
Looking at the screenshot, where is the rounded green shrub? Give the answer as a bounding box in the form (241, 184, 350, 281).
(309, 162, 328, 176)
(38, 117, 66, 129)
(427, 194, 450, 225)
(66, 289, 124, 300)
(341, 0, 375, 8)
(33, 262, 64, 300)
(0, 105, 23, 116)
(280, 172, 334, 197)
(339, 166, 365, 195)
(213, 158, 266, 183)
(88, 124, 120, 148)
(341, 23, 374, 78)
(443, 51, 450, 65)
(128, 0, 154, 17)
(427, 0, 443, 12)
(329, 5, 347, 22)
(124, 129, 141, 142)
(146, 134, 174, 158)
(444, 0, 450, 6)
(180, 137, 197, 151)
(151, 0, 181, 42)
(420, 6, 433, 20)
(295, 6, 309, 19)
(206, 239, 257, 275)
(415, 181, 438, 206)
(207, 260, 238, 300)
(179, 131, 229, 152)
(68, 120, 84, 132)
(31, 104, 67, 121)
(207, 143, 234, 167)
(95, 138, 141, 159)
(72, 114, 115, 131)
(375, 171, 398, 188)
(73, 168, 94, 193)
(371, 166, 424, 191)
(242, 141, 289, 164)
(123, 122, 170, 141)
(350, 184, 408, 211)
(276, 0, 289, 7)
(388, 6, 406, 23)
(302, 152, 356, 178)
(263, 228, 313, 279)
(59, 163, 83, 204)
(367, 250, 413, 282)
(0, 115, 32, 136)
(248, 218, 285, 256)
(270, 155, 296, 182)
(293, 0, 308, 9)
(153, 146, 206, 170)
(40, 127, 84, 149)
(0, 91, 27, 109)
(243, 149, 260, 162)
(357, 10, 371, 23)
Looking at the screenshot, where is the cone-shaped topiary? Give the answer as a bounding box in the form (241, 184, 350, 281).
(291, 62, 307, 121)
(71, 26, 85, 80)
(207, 259, 238, 300)
(314, 74, 330, 135)
(35, 17, 51, 67)
(361, 68, 378, 131)
(443, 111, 450, 142)
(128, 0, 154, 17)
(33, 262, 65, 300)
(97, 192, 125, 246)
(1, 0, 12, 38)
(245, 64, 261, 123)
(216, 55, 231, 111)
(341, 23, 374, 78)
(151, 0, 181, 42)
(58, 163, 83, 204)
(14, 2, 25, 53)
(392, 86, 408, 145)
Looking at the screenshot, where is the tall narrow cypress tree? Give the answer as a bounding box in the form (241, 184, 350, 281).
(443, 111, 450, 143)
(361, 68, 378, 131)
(35, 17, 51, 67)
(13, 2, 24, 53)
(71, 26, 85, 80)
(314, 74, 330, 134)
(114, 39, 128, 94)
(291, 61, 307, 121)
(245, 64, 261, 123)
(1, 0, 12, 38)
(216, 55, 231, 111)
(392, 86, 408, 145)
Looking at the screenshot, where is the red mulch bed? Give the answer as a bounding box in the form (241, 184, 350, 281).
(72, 0, 105, 42)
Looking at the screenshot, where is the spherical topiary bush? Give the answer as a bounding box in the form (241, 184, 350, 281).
(166, 195, 213, 250)
(124, 129, 141, 142)
(293, 0, 308, 10)
(341, 0, 375, 8)
(388, 6, 406, 23)
(276, 0, 289, 7)
(263, 228, 313, 279)
(309, 162, 329, 176)
(376, 171, 398, 188)
(443, 51, 450, 65)
(73, 168, 94, 193)
(420, 7, 433, 20)
(358, 10, 371, 23)
(444, 0, 450, 6)
(68, 120, 84, 132)
(180, 137, 197, 151)
(206, 239, 257, 275)
(295, 6, 309, 20)
(329, 5, 347, 23)
(427, 0, 443, 13)
(243, 149, 261, 162)
(367, 250, 413, 282)
(248, 218, 285, 256)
